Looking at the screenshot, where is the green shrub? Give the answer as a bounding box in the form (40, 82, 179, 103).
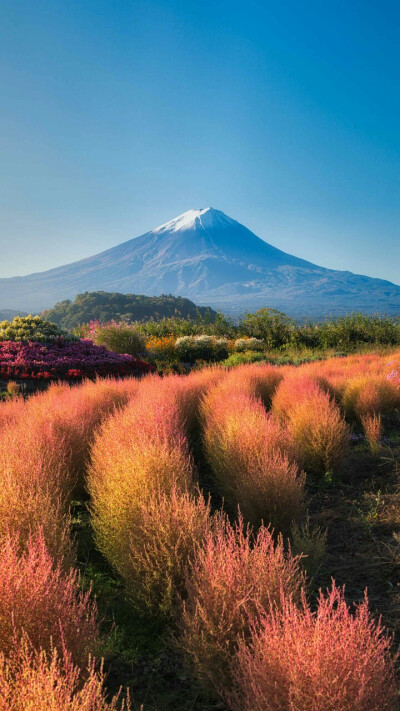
(92, 323, 146, 357)
(240, 308, 296, 349)
(0, 315, 76, 343)
(213, 338, 229, 360)
(223, 351, 266, 367)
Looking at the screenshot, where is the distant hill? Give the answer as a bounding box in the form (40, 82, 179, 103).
(42, 291, 217, 330)
(0, 308, 28, 321)
(2, 207, 400, 317)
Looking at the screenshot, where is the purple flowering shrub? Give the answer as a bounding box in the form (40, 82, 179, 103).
(387, 362, 400, 385)
(0, 339, 154, 381)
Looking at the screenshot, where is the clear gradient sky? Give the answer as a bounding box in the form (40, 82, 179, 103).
(0, 0, 399, 283)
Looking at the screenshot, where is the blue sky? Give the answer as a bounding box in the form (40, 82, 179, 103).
(0, 0, 399, 283)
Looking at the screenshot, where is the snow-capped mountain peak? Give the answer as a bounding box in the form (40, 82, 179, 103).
(153, 207, 236, 235)
(154, 208, 212, 234)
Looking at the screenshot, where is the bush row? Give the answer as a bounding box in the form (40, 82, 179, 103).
(0, 376, 141, 708)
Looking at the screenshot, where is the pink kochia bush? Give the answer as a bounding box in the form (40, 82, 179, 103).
(0, 339, 154, 381)
(0, 533, 100, 668)
(0, 643, 131, 711)
(229, 584, 398, 711)
(178, 515, 304, 694)
(202, 381, 304, 531)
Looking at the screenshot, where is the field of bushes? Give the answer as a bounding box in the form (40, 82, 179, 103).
(1, 346, 400, 708)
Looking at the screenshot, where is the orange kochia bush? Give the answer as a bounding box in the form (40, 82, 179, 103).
(220, 362, 283, 407)
(0, 377, 139, 562)
(229, 585, 398, 711)
(201, 379, 304, 531)
(272, 375, 349, 476)
(0, 643, 131, 711)
(342, 375, 400, 421)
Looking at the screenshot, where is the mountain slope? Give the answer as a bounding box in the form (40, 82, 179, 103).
(1, 207, 399, 317)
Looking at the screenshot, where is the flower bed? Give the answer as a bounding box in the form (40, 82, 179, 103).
(0, 339, 154, 381)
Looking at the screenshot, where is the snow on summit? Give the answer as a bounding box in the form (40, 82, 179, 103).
(153, 207, 236, 234)
(154, 208, 212, 233)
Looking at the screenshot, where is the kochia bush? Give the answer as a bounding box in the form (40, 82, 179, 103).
(220, 362, 283, 408)
(202, 382, 304, 531)
(342, 375, 400, 421)
(178, 515, 304, 695)
(361, 413, 382, 453)
(120, 486, 212, 618)
(0, 533, 99, 668)
(230, 584, 398, 711)
(89, 376, 202, 618)
(272, 375, 349, 477)
(0, 378, 138, 562)
(0, 415, 75, 563)
(0, 377, 139, 561)
(0, 643, 131, 711)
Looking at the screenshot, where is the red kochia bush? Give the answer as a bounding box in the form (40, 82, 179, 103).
(0, 533, 100, 668)
(230, 584, 398, 711)
(0, 643, 131, 711)
(178, 516, 304, 694)
(202, 382, 304, 531)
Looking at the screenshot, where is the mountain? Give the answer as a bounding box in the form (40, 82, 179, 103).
(0, 309, 28, 321)
(1, 207, 400, 317)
